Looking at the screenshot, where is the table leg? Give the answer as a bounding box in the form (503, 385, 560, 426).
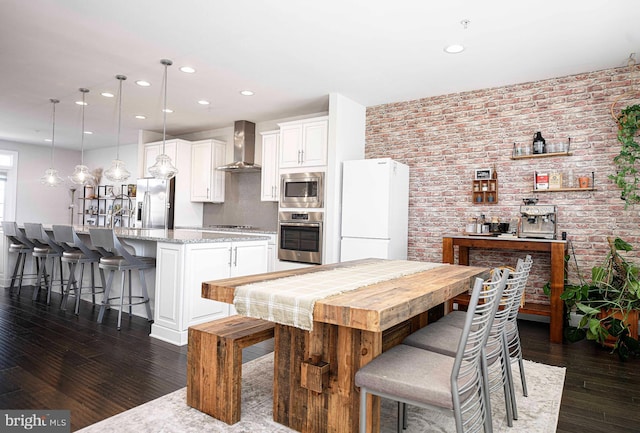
(273, 323, 383, 433)
(549, 242, 566, 343)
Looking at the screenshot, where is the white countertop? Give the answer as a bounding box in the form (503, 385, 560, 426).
(71, 226, 270, 244)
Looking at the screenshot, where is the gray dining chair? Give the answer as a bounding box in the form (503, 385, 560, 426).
(505, 255, 533, 398)
(355, 268, 509, 433)
(404, 258, 530, 426)
(436, 255, 534, 402)
(1, 221, 36, 294)
(52, 225, 109, 315)
(89, 228, 154, 330)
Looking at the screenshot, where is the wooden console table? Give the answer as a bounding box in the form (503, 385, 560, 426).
(442, 235, 567, 343)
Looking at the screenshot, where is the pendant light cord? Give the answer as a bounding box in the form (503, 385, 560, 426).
(50, 98, 59, 168)
(80, 88, 87, 165)
(161, 59, 172, 154)
(115, 75, 126, 160)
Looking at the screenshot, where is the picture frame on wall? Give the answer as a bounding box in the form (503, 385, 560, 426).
(474, 168, 492, 180)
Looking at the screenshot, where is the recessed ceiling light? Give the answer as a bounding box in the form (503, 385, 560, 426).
(75, 100, 88, 106)
(198, 100, 210, 105)
(180, 66, 196, 73)
(240, 90, 254, 96)
(44, 138, 52, 142)
(135, 115, 146, 119)
(136, 80, 151, 87)
(444, 44, 465, 54)
(84, 131, 93, 135)
(162, 108, 173, 113)
(101, 92, 114, 98)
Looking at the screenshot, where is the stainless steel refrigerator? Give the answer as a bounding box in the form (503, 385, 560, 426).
(135, 178, 175, 229)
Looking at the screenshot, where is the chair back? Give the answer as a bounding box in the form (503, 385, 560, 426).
(89, 228, 143, 266)
(2, 221, 34, 248)
(24, 223, 66, 254)
(506, 255, 533, 324)
(53, 225, 104, 259)
(451, 268, 509, 432)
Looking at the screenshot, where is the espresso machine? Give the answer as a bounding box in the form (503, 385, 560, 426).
(519, 204, 557, 239)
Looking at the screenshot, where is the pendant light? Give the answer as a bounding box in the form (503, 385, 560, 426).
(148, 59, 178, 180)
(40, 98, 64, 187)
(69, 88, 96, 185)
(104, 74, 131, 183)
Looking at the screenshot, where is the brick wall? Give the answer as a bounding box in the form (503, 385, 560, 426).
(365, 66, 640, 306)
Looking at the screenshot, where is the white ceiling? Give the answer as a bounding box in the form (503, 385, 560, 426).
(1, 0, 638, 151)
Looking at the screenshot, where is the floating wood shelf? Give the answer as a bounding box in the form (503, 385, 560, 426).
(533, 187, 597, 192)
(511, 151, 572, 160)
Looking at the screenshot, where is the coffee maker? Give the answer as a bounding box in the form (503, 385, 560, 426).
(519, 204, 557, 239)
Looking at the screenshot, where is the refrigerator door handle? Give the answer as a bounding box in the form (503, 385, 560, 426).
(142, 191, 151, 228)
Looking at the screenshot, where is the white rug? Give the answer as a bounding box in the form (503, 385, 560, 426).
(77, 353, 565, 433)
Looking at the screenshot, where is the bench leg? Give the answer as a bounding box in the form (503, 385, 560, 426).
(187, 331, 243, 425)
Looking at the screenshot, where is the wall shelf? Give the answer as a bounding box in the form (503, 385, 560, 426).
(533, 187, 597, 193)
(511, 151, 572, 160)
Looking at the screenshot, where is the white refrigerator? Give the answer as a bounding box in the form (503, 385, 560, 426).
(340, 158, 409, 261)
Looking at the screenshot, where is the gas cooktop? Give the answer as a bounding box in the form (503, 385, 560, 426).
(205, 224, 255, 230)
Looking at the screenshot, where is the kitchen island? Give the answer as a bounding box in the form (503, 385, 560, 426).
(1, 226, 270, 346)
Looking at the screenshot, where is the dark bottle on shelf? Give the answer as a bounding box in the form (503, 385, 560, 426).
(532, 131, 546, 154)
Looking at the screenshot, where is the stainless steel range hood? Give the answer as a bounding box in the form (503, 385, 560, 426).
(217, 120, 261, 172)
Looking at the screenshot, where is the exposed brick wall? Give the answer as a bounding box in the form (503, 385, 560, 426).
(365, 66, 640, 306)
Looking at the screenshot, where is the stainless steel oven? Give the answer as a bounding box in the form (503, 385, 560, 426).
(278, 211, 323, 265)
(280, 172, 324, 208)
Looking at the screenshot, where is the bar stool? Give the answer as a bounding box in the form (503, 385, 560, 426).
(1, 221, 36, 294)
(89, 228, 154, 330)
(52, 225, 109, 315)
(24, 223, 74, 304)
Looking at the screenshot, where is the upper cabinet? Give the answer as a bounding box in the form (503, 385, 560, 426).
(261, 130, 280, 202)
(278, 116, 328, 169)
(190, 139, 226, 203)
(143, 140, 177, 178)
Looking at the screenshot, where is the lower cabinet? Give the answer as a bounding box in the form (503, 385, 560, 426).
(150, 240, 267, 345)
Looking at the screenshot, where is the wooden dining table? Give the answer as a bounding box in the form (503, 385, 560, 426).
(201, 258, 489, 433)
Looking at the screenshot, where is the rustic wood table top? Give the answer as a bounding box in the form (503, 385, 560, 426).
(202, 258, 490, 332)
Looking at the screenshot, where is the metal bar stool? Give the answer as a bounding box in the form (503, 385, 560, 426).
(24, 223, 74, 304)
(1, 221, 37, 294)
(52, 225, 109, 315)
(89, 228, 154, 330)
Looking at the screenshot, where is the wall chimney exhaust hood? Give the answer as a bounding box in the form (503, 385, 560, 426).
(217, 120, 261, 172)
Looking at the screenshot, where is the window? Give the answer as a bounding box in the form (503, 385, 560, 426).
(0, 151, 17, 223)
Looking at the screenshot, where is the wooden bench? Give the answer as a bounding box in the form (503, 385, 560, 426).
(186, 315, 275, 425)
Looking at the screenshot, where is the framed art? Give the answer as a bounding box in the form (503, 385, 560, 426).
(474, 168, 492, 180)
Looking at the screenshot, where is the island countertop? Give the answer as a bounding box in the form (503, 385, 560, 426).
(68, 226, 270, 244)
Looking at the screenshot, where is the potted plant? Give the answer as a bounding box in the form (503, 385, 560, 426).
(560, 237, 640, 360)
(610, 104, 640, 207)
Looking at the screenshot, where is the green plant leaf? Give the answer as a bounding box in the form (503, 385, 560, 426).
(576, 303, 600, 315)
(564, 326, 586, 343)
(614, 237, 634, 252)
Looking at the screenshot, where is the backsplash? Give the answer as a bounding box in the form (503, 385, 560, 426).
(203, 171, 278, 231)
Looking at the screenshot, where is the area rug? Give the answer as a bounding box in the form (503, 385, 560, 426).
(77, 353, 565, 433)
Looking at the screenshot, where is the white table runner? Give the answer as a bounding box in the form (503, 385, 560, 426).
(233, 260, 445, 331)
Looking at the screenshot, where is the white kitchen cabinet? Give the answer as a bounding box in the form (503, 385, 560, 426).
(260, 130, 280, 201)
(190, 139, 226, 202)
(151, 239, 268, 345)
(143, 140, 177, 177)
(278, 116, 328, 169)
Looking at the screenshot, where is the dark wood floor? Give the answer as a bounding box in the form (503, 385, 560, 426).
(0, 286, 638, 432)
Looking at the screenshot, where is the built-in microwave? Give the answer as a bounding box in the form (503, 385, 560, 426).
(280, 172, 324, 208)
